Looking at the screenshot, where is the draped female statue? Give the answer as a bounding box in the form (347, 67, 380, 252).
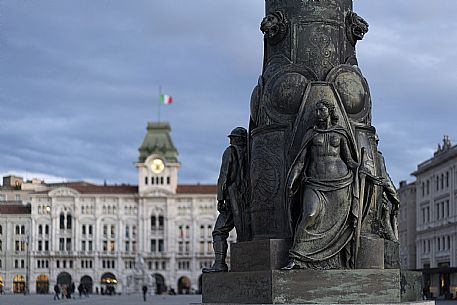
(283, 100, 359, 270)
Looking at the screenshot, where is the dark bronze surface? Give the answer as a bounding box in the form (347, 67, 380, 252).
(207, 0, 400, 273)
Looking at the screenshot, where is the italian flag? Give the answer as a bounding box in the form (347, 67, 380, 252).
(160, 94, 173, 105)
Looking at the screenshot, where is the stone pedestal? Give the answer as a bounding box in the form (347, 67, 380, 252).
(202, 269, 422, 304)
(201, 240, 422, 304)
(231, 239, 292, 272)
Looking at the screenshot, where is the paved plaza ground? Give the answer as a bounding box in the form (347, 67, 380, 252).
(0, 295, 457, 305)
(0, 294, 202, 305)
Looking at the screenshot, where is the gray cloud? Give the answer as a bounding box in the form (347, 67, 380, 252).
(0, 0, 454, 186)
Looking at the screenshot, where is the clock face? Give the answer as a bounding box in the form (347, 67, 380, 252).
(151, 159, 165, 174)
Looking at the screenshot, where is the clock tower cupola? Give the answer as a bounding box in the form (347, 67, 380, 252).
(136, 122, 180, 195)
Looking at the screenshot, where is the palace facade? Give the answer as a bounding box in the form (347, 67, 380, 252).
(0, 122, 232, 294)
(399, 136, 457, 299)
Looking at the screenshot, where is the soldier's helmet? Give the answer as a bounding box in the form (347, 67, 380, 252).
(228, 127, 247, 140)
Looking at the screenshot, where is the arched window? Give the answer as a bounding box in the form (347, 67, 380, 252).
(59, 213, 65, 229)
(185, 225, 190, 238)
(21, 225, 25, 234)
(66, 215, 72, 229)
(38, 225, 43, 235)
(151, 216, 156, 230)
(0, 225, 3, 235)
(45, 225, 49, 235)
(15, 225, 20, 235)
(102, 206, 106, 214)
(132, 225, 137, 238)
(158, 216, 164, 229)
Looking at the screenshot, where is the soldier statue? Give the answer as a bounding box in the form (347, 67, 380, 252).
(203, 127, 250, 273)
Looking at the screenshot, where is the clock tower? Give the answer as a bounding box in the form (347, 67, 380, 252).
(136, 122, 180, 195)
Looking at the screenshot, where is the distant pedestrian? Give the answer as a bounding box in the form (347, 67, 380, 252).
(142, 285, 148, 302)
(78, 283, 83, 298)
(53, 284, 60, 300)
(70, 282, 75, 299)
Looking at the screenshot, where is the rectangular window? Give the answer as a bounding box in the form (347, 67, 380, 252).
(103, 225, 107, 237)
(132, 241, 137, 252)
(125, 241, 130, 252)
(59, 238, 65, 251)
(15, 260, 18, 268)
(88, 241, 93, 251)
(158, 239, 164, 252)
(151, 240, 156, 252)
(200, 225, 204, 238)
(111, 225, 115, 238)
(109, 241, 115, 252)
(15, 240, 20, 251)
(81, 241, 86, 251)
(103, 240, 107, 252)
(38, 240, 42, 251)
(66, 238, 71, 251)
(185, 241, 190, 254)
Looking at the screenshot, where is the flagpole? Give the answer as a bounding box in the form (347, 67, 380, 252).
(158, 85, 162, 123)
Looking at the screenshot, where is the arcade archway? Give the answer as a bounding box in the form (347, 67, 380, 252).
(177, 276, 191, 294)
(153, 273, 166, 294)
(13, 275, 25, 294)
(80, 275, 93, 294)
(36, 274, 49, 294)
(57, 272, 72, 287)
(101, 272, 117, 295)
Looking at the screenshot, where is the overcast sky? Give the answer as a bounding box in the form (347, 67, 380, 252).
(0, 0, 455, 186)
